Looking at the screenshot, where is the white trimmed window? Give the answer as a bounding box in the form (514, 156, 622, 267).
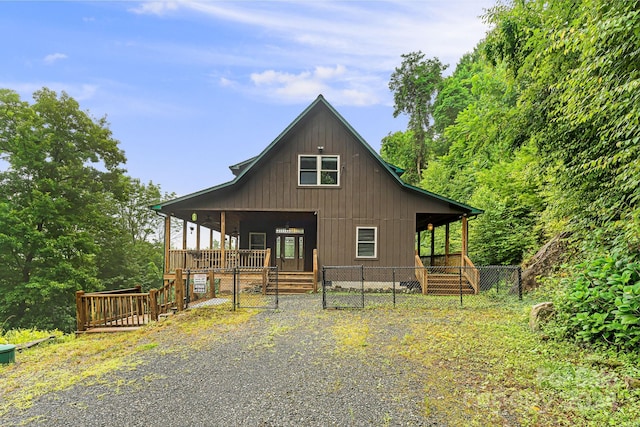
(298, 155, 339, 186)
(356, 227, 377, 258)
(249, 232, 266, 250)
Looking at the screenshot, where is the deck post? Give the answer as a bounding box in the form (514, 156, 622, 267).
(430, 227, 435, 266)
(461, 215, 468, 258)
(445, 223, 450, 265)
(176, 268, 184, 311)
(134, 285, 143, 315)
(221, 211, 226, 269)
(182, 220, 187, 250)
(208, 271, 216, 299)
(164, 215, 171, 273)
(196, 225, 201, 251)
(76, 290, 86, 332)
(149, 289, 158, 321)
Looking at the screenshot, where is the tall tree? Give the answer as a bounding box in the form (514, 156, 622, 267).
(0, 88, 127, 331)
(388, 52, 447, 184)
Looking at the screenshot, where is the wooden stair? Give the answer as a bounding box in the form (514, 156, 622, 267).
(425, 273, 475, 295)
(267, 271, 316, 294)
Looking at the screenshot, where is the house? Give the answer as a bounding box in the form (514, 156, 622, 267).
(151, 95, 482, 294)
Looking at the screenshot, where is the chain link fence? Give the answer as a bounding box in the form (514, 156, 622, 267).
(322, 265, 521, 309)
(184, 267, 278, 310)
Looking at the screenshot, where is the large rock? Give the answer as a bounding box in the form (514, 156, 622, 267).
(521, 232, 571, 291)
(530, 301, 555, 331)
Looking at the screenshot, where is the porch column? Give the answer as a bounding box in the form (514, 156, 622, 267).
(416, 231, 421, 256)
(196, 225, 201, 251)
(210, 229, 214, 250)
(445, 223, 450, 265)
(164, 215, 171, 273)
(461, 215, 468, 258)
(430, 227, 435, 266)
(182, 220, 187, 250)
(220, 211, 226, 268)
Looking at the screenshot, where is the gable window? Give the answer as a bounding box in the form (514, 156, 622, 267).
(249, 232, 266, 250)
(299, 155, 339, 186)
(356, 227, 377, 258)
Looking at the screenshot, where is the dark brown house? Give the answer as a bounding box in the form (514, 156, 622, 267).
(152, 95, 482, 293)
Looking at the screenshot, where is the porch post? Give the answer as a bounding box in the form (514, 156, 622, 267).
(445, 223, 450, 265)
(210, 229, 214, 249)
(430, 227, 435, 266)
(164, 215, 171, 273)
(196, 225, 201, 251)
(221, 211, 226, 268)
(461, 215, 468, 258)
(182, 220, 187, 250)
(416, 231, 421, 256)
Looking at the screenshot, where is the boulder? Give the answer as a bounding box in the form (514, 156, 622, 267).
(530, 301, 555, 331)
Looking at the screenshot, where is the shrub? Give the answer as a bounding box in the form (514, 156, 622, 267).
(553, 255, 640, 351)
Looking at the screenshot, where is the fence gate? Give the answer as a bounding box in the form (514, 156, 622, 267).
(322, 266, 365, 309)
(233, 267, 279, 310)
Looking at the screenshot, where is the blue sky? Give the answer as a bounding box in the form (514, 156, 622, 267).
(1, 0, 496, 197)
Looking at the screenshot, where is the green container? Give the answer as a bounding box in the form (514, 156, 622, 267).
(0, 344, 16, 364)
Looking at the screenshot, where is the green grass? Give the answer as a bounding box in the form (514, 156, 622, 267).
(1, 293, 639, 426)
(0, 305, 257, 417)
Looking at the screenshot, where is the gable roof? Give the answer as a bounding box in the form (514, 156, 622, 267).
(152, 95, 482, 216)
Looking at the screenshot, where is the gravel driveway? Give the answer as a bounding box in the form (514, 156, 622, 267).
(4, 295, 442, 426)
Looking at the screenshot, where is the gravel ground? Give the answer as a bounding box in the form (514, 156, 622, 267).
(4, 295, 443, 426)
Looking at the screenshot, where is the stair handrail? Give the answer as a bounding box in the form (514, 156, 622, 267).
(414, 252, 428, 294)
(313, 248, 318, 293)
(462, 255, 479, 294)
(262, 248, 271, 295)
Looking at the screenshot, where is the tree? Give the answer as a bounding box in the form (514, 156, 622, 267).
(0, 88, 127, 331)
(389, 52, 447, 184)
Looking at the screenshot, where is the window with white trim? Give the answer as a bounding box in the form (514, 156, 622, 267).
(356, 227, 377, 258)
(249, 232, 266, 250)
(298, 155, 339, 186)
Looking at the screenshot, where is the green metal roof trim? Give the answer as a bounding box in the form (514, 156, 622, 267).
(151, 95, 482, 216)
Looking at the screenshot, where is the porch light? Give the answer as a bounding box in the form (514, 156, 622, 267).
(427, 223, 434, 231)
(191, 212, 198, 222)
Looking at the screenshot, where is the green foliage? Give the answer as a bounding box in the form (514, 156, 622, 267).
(0, 88, 166, 331)
(0, 328, 63, 345)
(388, 52, 447, 184)
(552, 255, 640, 351)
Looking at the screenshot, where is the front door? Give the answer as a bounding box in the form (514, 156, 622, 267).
(276, 232, 304, 271)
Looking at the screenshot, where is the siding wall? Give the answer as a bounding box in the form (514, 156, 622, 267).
(183, 106, 464, 267)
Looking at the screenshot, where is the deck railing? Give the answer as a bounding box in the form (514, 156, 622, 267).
(168, 249, 268, 271)
(462, 255, 480, 294)
(421, 252, 462, 267)
(76, 286, 156, 332)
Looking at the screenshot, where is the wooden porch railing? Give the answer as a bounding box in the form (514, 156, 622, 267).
(313, 248, 319, 293)
(421, 252, 462, 267)
(415, 253, 428, 295)
(168, 249, 268, 271)
(76, 286, 155, 332)
(462, 255, 480, 294)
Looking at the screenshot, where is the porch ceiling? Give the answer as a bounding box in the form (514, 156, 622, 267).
(171, 210, 315, 233)
(416, 213, 470, 232)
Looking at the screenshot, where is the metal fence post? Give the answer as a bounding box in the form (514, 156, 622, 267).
(518, 267, 523, 300)
(361, 265, 365, 309)
(322, 266, 326, 309)
(459, 266, 463, 307)
(392, 267, 396, 308)
(232, 267, 237, 311)
(185, 269, 191, 309)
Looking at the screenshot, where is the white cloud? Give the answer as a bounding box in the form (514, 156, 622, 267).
(128, 0, 495, 106)
(248, 65, 381, 106)
(1, 82, 98, 102)
(43, 53, 68, 65)
(128, 1, 179, 16)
